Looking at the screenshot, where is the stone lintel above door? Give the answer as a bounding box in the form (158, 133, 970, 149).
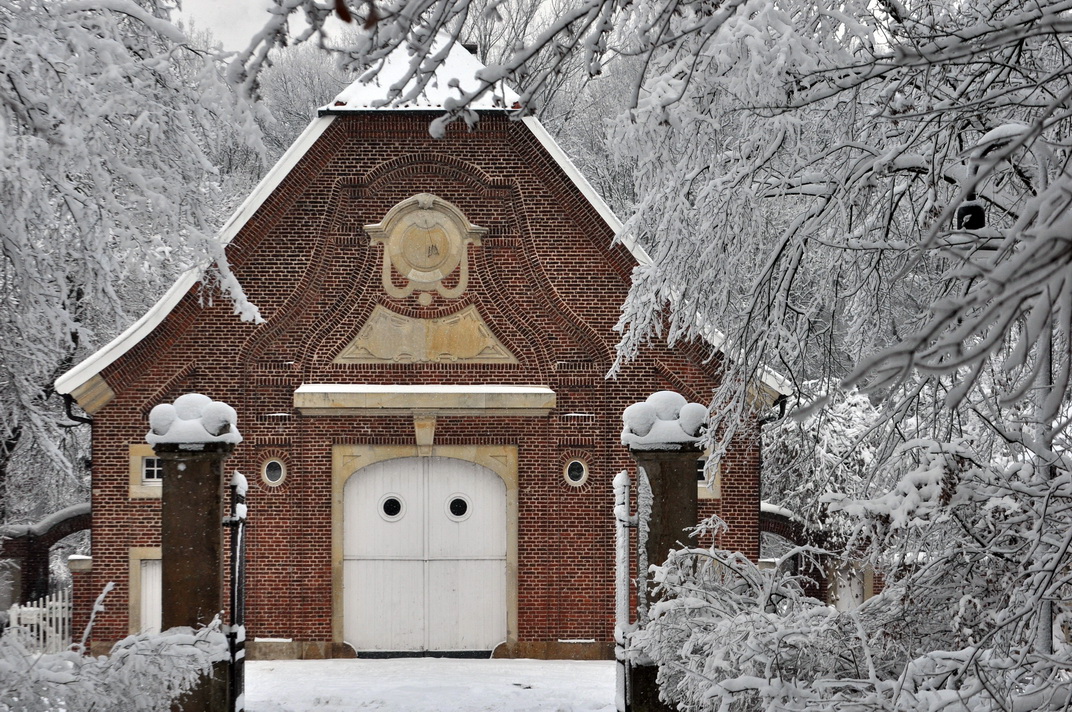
(293, 384, 555, 416)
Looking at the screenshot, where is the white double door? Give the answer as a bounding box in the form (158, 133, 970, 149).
(343, 457, 507, 652)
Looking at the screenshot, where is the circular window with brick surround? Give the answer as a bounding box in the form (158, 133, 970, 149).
(563, 459, 589, 487)
(261, 459, 287, 487)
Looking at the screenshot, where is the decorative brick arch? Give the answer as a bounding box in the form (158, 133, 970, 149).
(759, 508, 809, 547)
(759, 506, 828, 601)
(0, 503, 91, 603)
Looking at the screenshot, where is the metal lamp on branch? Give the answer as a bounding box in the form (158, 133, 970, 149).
(956, 191, 986, 230)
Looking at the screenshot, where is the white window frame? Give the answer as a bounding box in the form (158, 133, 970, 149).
(261, 458, 287, 487)
(129, 444, 162, 499)
(697, 456, 721, 499)
(562, 459, 589, 487)
(142, 456, 164, 483)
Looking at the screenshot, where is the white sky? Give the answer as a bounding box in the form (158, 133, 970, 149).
(179, 0, 277, 51)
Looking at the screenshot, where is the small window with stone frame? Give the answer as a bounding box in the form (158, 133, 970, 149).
(142, 457, 164, 485)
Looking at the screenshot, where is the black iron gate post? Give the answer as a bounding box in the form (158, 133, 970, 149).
(224, 471, 248, 712)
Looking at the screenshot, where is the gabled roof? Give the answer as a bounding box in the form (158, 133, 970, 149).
(55, 42, 790, 407)
(53, 113, 336, 404)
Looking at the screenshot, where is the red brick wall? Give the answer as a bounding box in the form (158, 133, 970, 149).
(69, 563, 95, 650)
(83, 112, 762, 651)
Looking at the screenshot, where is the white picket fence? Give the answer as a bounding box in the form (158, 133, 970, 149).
(4, 589, 72, 654)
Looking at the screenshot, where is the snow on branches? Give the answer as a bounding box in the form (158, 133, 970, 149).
(638, 527, 1072, 712)
(763, 385, 883, 545)
(0, 0, 264, 520)
(604, 0, 1072, 457)
(0, 584, 227, 712)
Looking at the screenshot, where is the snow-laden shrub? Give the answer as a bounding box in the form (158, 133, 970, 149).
(639, 435, 1072, 712)
(0, 598, 227, 711)
(632, 547, 881, 712)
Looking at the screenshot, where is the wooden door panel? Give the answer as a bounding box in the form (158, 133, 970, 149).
(344, 458, 424, 559)
(344, 559, 424, 650)
(426, 559, 506, 650)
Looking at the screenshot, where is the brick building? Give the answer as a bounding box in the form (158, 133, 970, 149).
(56, 44, 786, 659)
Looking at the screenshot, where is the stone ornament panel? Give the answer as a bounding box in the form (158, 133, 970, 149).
(365, 193, 488, 305)
(334, 304, 518, 364)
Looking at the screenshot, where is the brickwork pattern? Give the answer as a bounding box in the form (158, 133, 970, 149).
(70, 566, 95, 647)
(84, 112, 762, 652)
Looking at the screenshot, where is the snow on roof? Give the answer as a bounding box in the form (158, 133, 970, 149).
(323, 40, 518, 112)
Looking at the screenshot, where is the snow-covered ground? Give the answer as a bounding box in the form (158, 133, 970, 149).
(245, 658, 617, 711)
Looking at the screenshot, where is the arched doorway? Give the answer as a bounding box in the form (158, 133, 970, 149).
(342, 457, 507, 654)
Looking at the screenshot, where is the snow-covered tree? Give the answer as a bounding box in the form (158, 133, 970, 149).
(607, 0, 1071, 703)
(539, 58, 640, 219)
(457, 0, 546, 68)
(763, 385, 885, 543)
(632, 546, 881, 712)
(254, 40, 356, 159)
(606, 0, 1072, 458)
(228, 0, 1072, 707)
(0, 0, 264, 521)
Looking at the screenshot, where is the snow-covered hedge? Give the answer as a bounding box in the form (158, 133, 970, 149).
(633, 545, 855, 711)
(0, 587, 226, 712)
(637, 492, 1072, 712)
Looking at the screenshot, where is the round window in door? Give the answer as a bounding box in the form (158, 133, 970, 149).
(378, 493, 405, 522)
(445, 493, 472, 521)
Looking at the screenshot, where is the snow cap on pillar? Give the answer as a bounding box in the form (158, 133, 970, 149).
(621, 391, 707, 450)
(146, 393, 242, 446)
